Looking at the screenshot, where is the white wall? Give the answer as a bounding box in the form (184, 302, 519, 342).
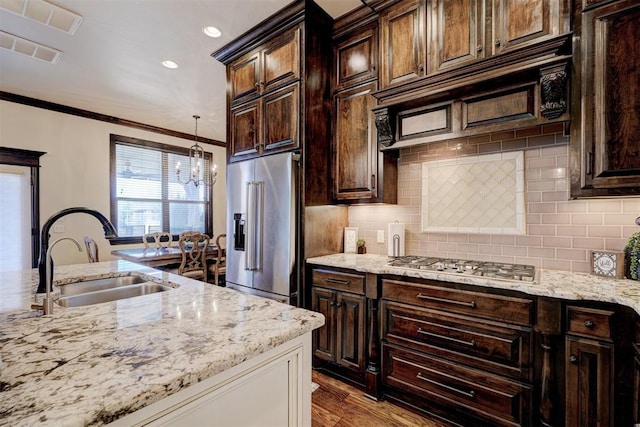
(0, 100, 226, 266)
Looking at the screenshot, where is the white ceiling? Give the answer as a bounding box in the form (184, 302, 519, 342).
(0, 0, 361, 143)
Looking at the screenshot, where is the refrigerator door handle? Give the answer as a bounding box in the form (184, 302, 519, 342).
(254, 181, 263, 271)
(246, 181, 263, 271)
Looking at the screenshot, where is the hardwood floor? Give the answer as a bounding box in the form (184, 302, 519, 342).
(311, 370, 448, 427)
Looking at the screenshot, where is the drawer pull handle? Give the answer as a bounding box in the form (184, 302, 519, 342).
(584, 320, 595, 329)
(417, 328, 476, 347)
(326, 278, 351, 286)
(416, 293, 476, 308)
(416, 373, 476, 399)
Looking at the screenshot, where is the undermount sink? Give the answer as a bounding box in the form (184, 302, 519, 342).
(55, 276, 176, 307)
(58, 276, 148, 296)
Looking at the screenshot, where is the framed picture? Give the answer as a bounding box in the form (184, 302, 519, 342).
(590, 250, 625, 278)
(344, 227, 358, 254)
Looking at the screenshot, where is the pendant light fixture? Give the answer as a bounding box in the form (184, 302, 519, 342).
(175, 115, 217, 188)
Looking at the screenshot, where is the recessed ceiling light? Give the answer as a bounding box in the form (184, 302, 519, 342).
(203, 26, 222, 38)
(162, 60, 178, 69)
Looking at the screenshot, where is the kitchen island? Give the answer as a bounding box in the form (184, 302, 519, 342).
(0, 260, 324, 426)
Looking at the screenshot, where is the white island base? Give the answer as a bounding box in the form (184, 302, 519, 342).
(109, 333, 312, 427)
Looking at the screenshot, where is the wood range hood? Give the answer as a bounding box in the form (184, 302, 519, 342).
(371, 33, 573, 150)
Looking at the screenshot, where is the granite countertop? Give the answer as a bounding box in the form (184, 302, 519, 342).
(0, 261, 324, 426)
(306, 253, 640, 315)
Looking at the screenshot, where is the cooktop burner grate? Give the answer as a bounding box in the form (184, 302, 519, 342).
(387, 256, 536, 282)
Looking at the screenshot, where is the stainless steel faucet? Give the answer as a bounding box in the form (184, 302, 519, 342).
(32, 237, 82, 315)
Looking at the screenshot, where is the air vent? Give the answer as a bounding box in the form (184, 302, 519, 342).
(0, 0, 83, 35)
(0, 31, 62, 63)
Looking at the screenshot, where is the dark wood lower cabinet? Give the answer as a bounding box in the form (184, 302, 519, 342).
(307, 265, 640, 426)
(312, 287, 365, 373)
(383, 344, 532, 427)
(565, 336, 613, 427)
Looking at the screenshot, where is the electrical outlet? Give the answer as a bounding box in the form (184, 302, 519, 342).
(377, 230, 384, 243)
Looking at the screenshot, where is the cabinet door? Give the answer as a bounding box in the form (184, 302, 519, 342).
(334, 25, 378, 90)
(229, 52, 260, 103)
(262, 27, 300, 93)
(336, 292, 366, 373)
(334, 81, 378, 200)
(575, 1, 640, 195)
(312, 287, 335, 362)
(262, 83, 299, 153)
(565, 336, 613, 427)
(229, 99, 260, 160)
(379, 0, 425, 88)
(493, 0, 560, 54)
(427, 0, 485, 73)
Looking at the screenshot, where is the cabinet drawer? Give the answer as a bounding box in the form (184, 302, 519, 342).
(383, 344, 531, 427)
(566, 306, 614, 341)
(312, 269, 365, 294)
(381, 301, 532, 381)
(382, 279, 533, 325)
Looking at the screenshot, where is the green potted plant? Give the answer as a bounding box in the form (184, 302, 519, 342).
(356, 239, 366, 254)
(625, 232, 640, 280)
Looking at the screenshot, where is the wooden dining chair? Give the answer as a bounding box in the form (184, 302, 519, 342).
(143, 231, 173, 249)
(178, 231, 210, 282)
(83, 236, 99, 263)
(212, 233, 226, 286)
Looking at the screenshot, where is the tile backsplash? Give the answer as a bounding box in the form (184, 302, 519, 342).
(422, 151, 525, 235)
(348, 126, 640, 273)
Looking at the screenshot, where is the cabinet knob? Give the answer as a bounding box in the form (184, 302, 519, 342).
(335, 302, 343, 308)
(495, 39, 501, 47)
(418, 64, 424, 72)
(476, 45, 483, 52)
(329, 301, 336, 307)
(569, 355, 577, 364)
(584, 320, 595, 329)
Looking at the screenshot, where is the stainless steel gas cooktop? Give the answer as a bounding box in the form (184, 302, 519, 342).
(387, 256, 536, 282)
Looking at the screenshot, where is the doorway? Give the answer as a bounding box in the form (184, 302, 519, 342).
(0, 147, 45, 271)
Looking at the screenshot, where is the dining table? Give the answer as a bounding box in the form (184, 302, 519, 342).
(111, 245, 222, 269)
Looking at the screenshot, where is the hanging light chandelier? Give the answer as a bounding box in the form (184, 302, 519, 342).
(175, 114, 217, 188)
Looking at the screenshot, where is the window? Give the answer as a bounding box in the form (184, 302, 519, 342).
(110, 134, 212, 244)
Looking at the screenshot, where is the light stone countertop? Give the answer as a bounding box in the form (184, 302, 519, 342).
(0, 260, 324, 427)
(306, 253, 640, 315)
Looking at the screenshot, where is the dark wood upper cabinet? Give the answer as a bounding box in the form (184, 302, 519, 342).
(379, 0, 425, 88)
(332, 19, 397, 204)
(334, 24, 378, 90)
(493, 0, 564, 54)
(334, 82, 379, 201)
(570, 0, 640, 197)
(229, 52, 260, 102)
(262, 28, 300, 94)
(213, 0, 333, 206)
(229, 99, 260, 158)
(427, 0, 485, 73)
(262, 83, 299, 153)
(427, 0, 567, 74)
(228, 28, 299, 104)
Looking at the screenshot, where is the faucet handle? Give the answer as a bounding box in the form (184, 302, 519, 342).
(32, 296, 55, 315)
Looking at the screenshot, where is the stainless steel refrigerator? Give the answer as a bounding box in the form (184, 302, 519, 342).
(225, 152, 300, 304)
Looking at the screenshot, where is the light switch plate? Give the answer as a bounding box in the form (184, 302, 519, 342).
(377, 230, 384, 243)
